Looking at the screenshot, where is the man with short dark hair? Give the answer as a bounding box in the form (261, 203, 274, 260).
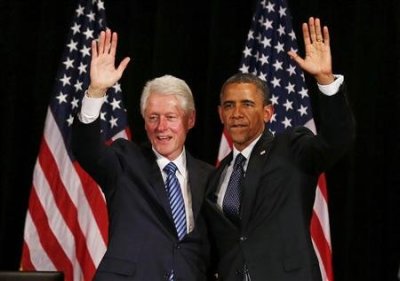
(205, 17, 355, 281)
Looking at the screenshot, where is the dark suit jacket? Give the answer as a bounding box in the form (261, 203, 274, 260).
(72, 118, 214, 281)
(205, 85, 355, 281)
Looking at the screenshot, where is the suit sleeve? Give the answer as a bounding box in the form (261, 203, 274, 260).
(291, 83, 356, 173)
(71, 117, 121, 193)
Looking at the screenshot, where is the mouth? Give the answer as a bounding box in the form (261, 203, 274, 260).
(230, 124, 247, 129)
(156, 135, 172, 142)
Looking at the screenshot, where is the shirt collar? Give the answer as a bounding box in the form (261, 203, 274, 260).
(232, 134, 262, 162)
(153, 147, 187, 177)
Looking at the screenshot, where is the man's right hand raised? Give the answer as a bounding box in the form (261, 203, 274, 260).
(88, 29, 130, 98)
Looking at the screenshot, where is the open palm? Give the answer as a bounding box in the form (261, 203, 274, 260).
(288, 17, 334, 85)
(89, 29, 130, 94)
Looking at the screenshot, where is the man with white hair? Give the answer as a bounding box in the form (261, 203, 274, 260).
(72, 29, 214, 281)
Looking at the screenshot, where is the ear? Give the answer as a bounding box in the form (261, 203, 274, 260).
(263, 104, 274, 123)
(218, 105, 224, 124)
(187, 110, 196, 129)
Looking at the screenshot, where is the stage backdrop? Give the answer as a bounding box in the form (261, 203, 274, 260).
(0, 0, 399, 280)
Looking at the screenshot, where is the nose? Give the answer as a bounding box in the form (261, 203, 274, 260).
(232, 105, 243, 118)
(156, 116, 168, 131)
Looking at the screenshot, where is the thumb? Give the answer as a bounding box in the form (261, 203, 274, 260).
(287, 51, 304, 68)
(116, 57, 131, 77)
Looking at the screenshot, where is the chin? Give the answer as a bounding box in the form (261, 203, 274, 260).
(230, 134, 245, 143)
(156, 147, 170, 154)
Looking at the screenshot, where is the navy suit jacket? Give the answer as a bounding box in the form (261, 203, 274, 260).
(205, 85, 355, 281)
(72, 119, 214, 281)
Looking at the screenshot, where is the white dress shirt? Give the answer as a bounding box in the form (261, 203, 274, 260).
(216, 135, 261, 209)
(153, 148, 195, 234)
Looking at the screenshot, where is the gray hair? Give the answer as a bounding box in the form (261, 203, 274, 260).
(220, 72, 270, 105)
(140, 75, 195, 116)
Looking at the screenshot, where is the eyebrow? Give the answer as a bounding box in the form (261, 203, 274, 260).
(222, 99, 255, 104)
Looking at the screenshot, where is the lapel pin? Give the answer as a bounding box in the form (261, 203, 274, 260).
(260, 150, 266, 155)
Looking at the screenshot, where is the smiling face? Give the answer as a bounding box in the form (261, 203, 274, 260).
(219, 82, 273, 151)
(144, 93, 195, 160)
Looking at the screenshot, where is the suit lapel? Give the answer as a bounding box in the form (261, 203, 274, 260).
(240, 131, 274, 230)
(186, 153, 204, 221)
(140, 146, 175, 223)
(205, 153, 239, 228)
(144, 148, 212, 236)
(149, 161, 173, 216)
(206, 153, 232, 198)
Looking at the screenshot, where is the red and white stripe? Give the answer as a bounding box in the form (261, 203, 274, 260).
(305, 118, 333, 281)
(22, 108, 129, 280)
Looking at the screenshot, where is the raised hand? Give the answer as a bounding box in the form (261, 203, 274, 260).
(88, 29, 130, 97)
(288, 17, 334, 85)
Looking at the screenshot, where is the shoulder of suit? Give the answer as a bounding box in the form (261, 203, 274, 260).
(271, 126, 315, 150)
(200, 160, 216, 173)
(110, 138, 142, 154)
(187, 154, 216, 174)
(275, 126, 314, 138)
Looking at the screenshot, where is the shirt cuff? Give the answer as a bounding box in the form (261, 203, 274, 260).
(79, 92, 106, 124)
(317, 74, 344, 96)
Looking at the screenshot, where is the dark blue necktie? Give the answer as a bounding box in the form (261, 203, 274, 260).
(223, 153, 246, 223)
(164, 162, 187, 240)
(164, 162, 187, 281)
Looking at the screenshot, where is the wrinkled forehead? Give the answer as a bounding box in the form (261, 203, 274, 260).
(145, 94, 194, 117)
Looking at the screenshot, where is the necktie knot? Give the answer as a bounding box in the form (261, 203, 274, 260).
(164, 162, 178, 175)
(234, 153, 246, 169)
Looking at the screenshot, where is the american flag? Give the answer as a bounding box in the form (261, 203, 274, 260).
(21, 1, 130, 280)
(216, 0, 334, 280)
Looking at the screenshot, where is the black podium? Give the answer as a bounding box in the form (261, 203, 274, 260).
(0, 271, 64, 281)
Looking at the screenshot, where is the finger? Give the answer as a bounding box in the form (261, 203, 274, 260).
(110, 32, 118, 57)
(323, 26, 330, 46)
(116, 57, 131, 77)
(91, 39, 98, 58)
(104, 29, 112, 54)
(97, 30, 106, 54)
(315, 18, 323, 42)
(308, 17, 317, 43)
(287, 51, 305, 68)
(302, 22, 311, 46)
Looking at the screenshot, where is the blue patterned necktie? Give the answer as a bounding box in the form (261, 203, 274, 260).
(164, 162, 187, 241)
(223, 153, 246, 224)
